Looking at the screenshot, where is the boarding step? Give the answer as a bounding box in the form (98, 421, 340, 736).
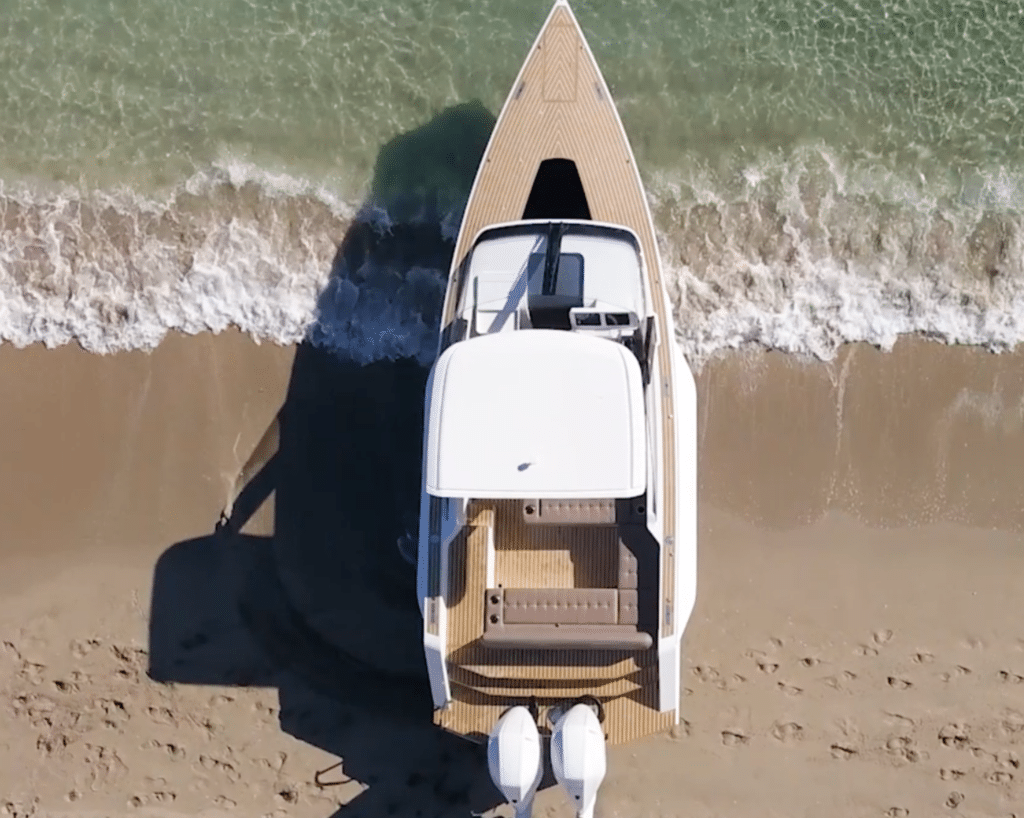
(449, 670, 642, 700)
(455, 653, 643, 682)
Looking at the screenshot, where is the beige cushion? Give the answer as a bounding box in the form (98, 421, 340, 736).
(521, 498, 616, 524)
(481, 624, 652, 651)
(501, 588, 618, 625)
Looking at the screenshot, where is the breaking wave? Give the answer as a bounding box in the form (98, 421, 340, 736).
(2, 147, 1024, 368)
(662, 144, 1024, 363)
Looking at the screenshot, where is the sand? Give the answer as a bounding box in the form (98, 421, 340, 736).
(1, 331, 1022, 818)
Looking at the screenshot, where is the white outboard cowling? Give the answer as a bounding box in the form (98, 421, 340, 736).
(550, 703, 606, 818)
(487, 706, 543, 818)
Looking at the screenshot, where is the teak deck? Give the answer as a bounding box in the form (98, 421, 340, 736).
(432, 1, 678, 745)
(437, 503, 671, 745)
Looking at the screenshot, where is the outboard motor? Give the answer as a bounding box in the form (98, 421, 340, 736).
(487, 706, 543, 818)
(550, 703, 606, 818)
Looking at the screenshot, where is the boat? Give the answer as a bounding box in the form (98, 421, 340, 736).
(416, 1, 697, 814)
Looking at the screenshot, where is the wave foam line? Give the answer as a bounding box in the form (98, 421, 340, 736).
(656, 143, 1024, 365)
(4, 148, 1024, 369)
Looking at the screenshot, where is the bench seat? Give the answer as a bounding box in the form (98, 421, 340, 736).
(482, 587, 651, 650)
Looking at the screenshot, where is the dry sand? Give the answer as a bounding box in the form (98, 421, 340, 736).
(1, 331, 1023, 818)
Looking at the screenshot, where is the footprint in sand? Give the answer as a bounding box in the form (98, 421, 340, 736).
(757, 660, 780, 674)
(882, 712, 917, 730)
(939, 666, 973, 682)
(69, 638, 102, 659)
(90, 698, 129, 729)
(939, 768, 965, 781)
(830, 744, 857, 760)
(197, 754, 240, 782)
(52, 678, 81, 695)
(1001, 712, 1024, 736)
(884, 808, 909, 818)
(668, 720, 691, 741)
(913, 650, 934, 664)
(17, 661, 46, 685)
(275, 788, 299, 806)
(800, 656, 821, 668)
(142, 739, 186, 761)
(856, 645, 879, 658)
(193, 715, 222, 738)
(777, 682, 803, 696)
(146, 706, 177, 726)
(0, 798, 40, 818)
(998, 670, 1024, 684)
(938, 723, 970, 749)
(873, 629, 894, 646)
(36, 733, 71, 756)
(885, 736, 923, 763)
(822, 670, 857, 690)
(692, 665, 720, 683)
(257, 751, 288, 775)
(253, 700, 279, 717)
(984, 770, 1014, 785)
(128, 792, 176, 808)
(887, 676, 913, 690)
(16, 695, 84, 747)
(944, 791, 965, 808)
(721, 730, 749, 747)
(770, 721, 804, 744)
(1, 641, 23, 661)
(83, 744, 128, 791)
(110, 645, 148, 681)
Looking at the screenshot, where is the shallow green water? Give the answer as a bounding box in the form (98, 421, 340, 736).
(3, 0, 1024, 360)
(3, 0, 1023, 194)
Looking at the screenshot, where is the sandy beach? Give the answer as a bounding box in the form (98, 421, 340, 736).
(2, 331, 1022, 817)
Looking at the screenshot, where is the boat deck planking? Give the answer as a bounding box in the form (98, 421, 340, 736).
(493, 499, 620, 590)
(434, 501, 673, 745)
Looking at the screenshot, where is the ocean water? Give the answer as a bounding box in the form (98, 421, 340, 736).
(2, 0, 1024, 365)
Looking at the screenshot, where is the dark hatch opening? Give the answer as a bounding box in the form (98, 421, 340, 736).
(522, 158, 592, 221)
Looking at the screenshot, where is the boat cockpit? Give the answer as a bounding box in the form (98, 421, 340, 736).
(452, 219, 652, 375)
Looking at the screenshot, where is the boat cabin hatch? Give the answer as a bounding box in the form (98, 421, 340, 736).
(424, 329, 646, 499)
(522, 158, 592, 221)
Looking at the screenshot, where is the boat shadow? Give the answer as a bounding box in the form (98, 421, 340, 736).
(148, 101, 508, 817)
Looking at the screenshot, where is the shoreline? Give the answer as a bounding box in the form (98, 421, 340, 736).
(2, 329, 1023, 815)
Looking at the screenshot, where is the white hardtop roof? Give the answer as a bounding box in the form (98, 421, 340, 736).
(425, 330, 646, 498)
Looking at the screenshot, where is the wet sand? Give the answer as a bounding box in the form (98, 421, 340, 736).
(1, 332, 1022, 817)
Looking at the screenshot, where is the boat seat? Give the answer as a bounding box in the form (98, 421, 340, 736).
(521, 498, 615, 525)
(481, 587, 651, 650)
(520, 497, 647, 526)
